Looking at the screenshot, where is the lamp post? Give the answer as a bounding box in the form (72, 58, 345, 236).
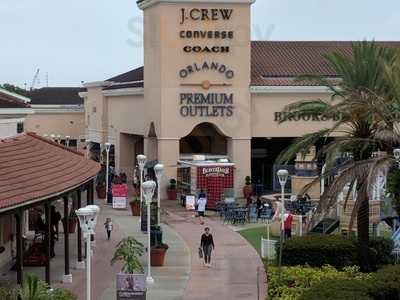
(142, 180, 156, 284)
(50, 134, 55, 141)
(56, 134, 62, 144)
(105, 143, 111, 203)
(66, 136, 71, 148)
(76, 205, 100, 300)
(137, 155, 147, 216)
(277, 169, 289, 281)
(154, 164, 164, 225)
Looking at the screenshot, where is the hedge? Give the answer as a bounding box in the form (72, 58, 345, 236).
(296, 265, 400, 300)
(278, 235, 358, 269)
(266, 264, 369, 300)
(277, 235, 393, 269)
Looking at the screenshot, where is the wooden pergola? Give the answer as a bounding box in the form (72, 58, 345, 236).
(0, 132, 100, 285)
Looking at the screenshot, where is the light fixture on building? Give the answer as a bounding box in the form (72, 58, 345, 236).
(154, 163, 164, 225)
(65, 136, 71, 147)
(142, 180, 156, 284)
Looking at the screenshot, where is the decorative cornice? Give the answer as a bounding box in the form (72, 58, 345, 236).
(250, 85, 333, 94)
(31, 105, 84, 114)
(82, 81, 112, 88)
(103, 88, 144, 97)
(137, 0, 255, 10)
(0, 108, 34, 115)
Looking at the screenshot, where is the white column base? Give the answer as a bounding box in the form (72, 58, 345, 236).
(146, 276, 154, 284)
(63, 274, 73, 283)
(76, 261, 85, 269)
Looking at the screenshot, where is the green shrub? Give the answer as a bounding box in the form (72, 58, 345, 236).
(298, 278, 372, 300)
(368, 265, 400, 300)
(367, 237, 394, 267)
(278, 235, 358, 269)
(278, 235, 394, 269)
(266, 263, 369, 300)
(0, 287, 17, 300)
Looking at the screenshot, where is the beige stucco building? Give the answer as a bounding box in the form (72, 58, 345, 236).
(25, 87, 86, 151)
(81, 0, 398, 198)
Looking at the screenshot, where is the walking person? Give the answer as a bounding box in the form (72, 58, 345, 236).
(284, 212, 294, 239)
(104, 218, 113, 240)
(200, 227, 215, 267)
(197, 190, 207, 225)
(256, 196, 263, 219)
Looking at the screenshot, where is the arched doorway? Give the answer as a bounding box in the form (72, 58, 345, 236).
(180, 122, 228, 155)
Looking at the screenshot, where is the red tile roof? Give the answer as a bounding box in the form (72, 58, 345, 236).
(0, 133, 100, 211)
(251, 41, 400, 86)
(0, 89, 30, 108)
(104, 41, 400, 87)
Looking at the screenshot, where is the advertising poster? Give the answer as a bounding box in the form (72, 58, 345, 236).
(185, 195, 196, 210)
(116, 273, 146, 300)
(112, 184, 128, 209)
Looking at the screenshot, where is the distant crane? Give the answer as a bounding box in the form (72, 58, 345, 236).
(30, 68, 40, 90)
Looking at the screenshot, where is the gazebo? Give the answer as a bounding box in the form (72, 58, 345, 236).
(0, 132, 100, 285)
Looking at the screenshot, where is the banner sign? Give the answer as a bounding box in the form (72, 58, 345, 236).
(185, 195, 196, 210)
(112, 184, 128, 209)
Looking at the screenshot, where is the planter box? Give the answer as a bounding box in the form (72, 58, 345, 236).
(151, 247, 168, 266)
(96, 185, 106, 199)
(130, 203, 141, 216)
(167, 189, 177, 200)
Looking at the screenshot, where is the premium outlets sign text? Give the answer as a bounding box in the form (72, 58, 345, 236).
(179, 7, 235, 118)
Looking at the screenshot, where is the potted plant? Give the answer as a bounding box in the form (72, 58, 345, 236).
(167, 178, 177, 200)
(129, 197, 141, 216)
(96, 165, 107, 199)
(67, 209, 78, 234)
(111, 237, 144, 274)
(151, 243, 169, 267)
(243, 176, 253, 198)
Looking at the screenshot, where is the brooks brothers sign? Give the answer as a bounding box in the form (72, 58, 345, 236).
(178, 7, 235, 117)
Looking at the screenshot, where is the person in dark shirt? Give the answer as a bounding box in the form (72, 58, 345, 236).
(200, 227, 215, 267)
(256, 196, 263, 219)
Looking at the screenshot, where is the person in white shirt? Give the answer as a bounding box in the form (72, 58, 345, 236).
(197, 190, 207, 225)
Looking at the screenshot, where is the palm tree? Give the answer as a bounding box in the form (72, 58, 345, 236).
(277, 41, 400, 271)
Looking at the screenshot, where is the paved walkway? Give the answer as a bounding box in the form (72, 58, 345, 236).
(57, 200, 190, 300)
(163, 201, 266, 300)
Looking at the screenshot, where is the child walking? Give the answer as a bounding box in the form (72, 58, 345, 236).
(104, 218, 113, 240)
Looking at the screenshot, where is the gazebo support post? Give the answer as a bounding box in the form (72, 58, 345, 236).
(44, 203, 51, 285)
(63, 196, 72, 283)
(76, 189, 84, 269)
(15, 210, 23, 285)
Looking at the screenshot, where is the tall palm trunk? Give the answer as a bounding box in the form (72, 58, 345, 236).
(357, 195, 371, 272)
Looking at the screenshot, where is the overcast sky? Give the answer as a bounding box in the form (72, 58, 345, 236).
(1, 0, 399, 88)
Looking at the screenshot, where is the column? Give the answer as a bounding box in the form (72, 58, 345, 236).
(76, 189, 84, 269)
(144, 137, 158, 162)
(89, 179, 94, 204)
(157, 138, 180, 199)
(15, 211, 23, 285)
(44, 203, 51, 285)
(63, 196, 72, 283)
(227, 138, 252, 198)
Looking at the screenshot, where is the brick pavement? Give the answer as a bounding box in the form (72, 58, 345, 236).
(164, 201, 266, 300)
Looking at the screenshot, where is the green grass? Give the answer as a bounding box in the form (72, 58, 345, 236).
(238, 226, 278, 255)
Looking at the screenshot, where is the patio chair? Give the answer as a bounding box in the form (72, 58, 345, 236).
(222, 188, 235, 204)
(248, 205, 258, 223)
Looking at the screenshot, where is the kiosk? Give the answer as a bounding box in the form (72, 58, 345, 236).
(177, 155, 235, 209)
